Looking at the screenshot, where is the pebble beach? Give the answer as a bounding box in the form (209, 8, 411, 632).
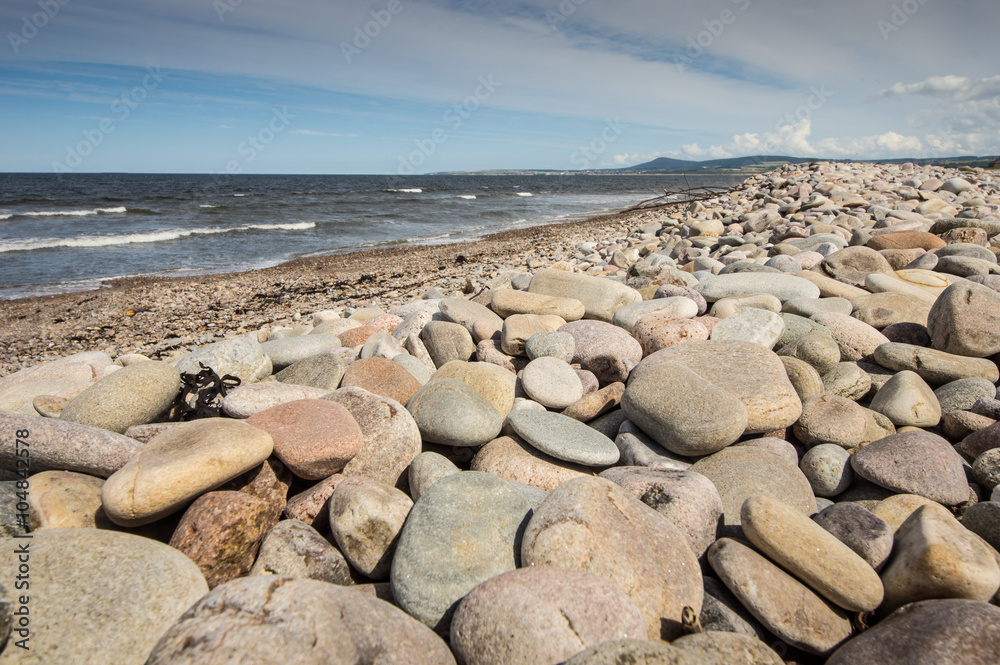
(3, 160, 1000, 664)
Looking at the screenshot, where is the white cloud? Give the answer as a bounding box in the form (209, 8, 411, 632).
(875, 75, 1000, 102)
(290, 129, 358, 137)
(612, 151, 663, 165)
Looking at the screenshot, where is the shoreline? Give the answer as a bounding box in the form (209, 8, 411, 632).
(0, 205, 686, 375)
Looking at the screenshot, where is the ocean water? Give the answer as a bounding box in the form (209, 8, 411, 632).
(0, 173, 745, 300)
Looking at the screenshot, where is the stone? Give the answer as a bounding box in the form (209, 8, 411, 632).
(273, 352, 346, 390)
(524, 331, 575, 363)
(928, 281, 1000, 358)
(408, 451, 461, 501)
(800, 444, 854, 497)
(59, 361, 180, 434)
(0, 377, 78, 415)
(283, 474, 346, 529)
(323, 387, 422, 489)
(654, 284, 708, 314)
(600, 466, 723, 557)
(249, 518, 354, 585)
(145, 577, 456, 665)
(709, 294, 782, 319)
(871, 493, 940, 532)
(813, 502, 894, 571)
(821, 246, 895, 279)
(261, 334, 342, 370)
(973, 449, 1000, 493)
(961, 501, 1000, 551)
(506, 410, 620, 466)
(632, 340, 801, 434)
(394, 353, 433, 384)
(406, 379, 503, 447)
(521, 476, 702, 640)
(391, 472, 531, 634)
(693, 273, 820, 302)
(782, 296, 853, 318)
(734, 437, 799, 467)
(778, 329, 841, 373)
(339, 324, 380, 348)
(632, 315, 711, 356)
(529, 268, 642, 322)
(742, 495, 884, 612)
(867, 230, 947, 251)
(101, 418, 274, 526)
(439, 297, 504, 334)
(935, 377, 999, 413)
(671, 632, 785, 665)
(247, 399, 362, 480)
(329, 477, 413, 580)
(699, 576, 768, 640)
(941, 177, 975, 193)
(501, 314, 564, 356)
(561, 640, 699, 665)
(811, 312, 890, 361)
(622, 362, 747, 457)
(26, 470, 112, 530)
(708, 538, 852, 656)
(882, 321, 932, 346)
(421, 321, 476, 367)
(690, 447, 817, 527)
(796, 269, 869, 299)
(0, 528, 207, 665)
(852, 431, 968, 505)
(560, 320, 643, 384)
(611, 297, 699, 333)
(0, 350, 111, 393)
(709, 307, 785, 349)
(450, 567, 647, 665)
(874, 343, 999, 386)
(521, 356, 584, 409)
(793, 394, 868, 449)
(826, 599, 1000, 665)
(221, 382, 330, 418)
(780, 356, 825, 401)
(562, 381, 624, 422)
(471, 435, 591, 491)
(360, 331, 407, 360)
(220, 457, 292, 533)
(341, 357, 422, 406)
(851, 292, 932, 329)
(0, 413, 141, 478)
(869, 370, 942, 428)
(169, 490, 271, 589)
(490, 288, 586, 321)
(880, 503, 1000, 613)
(175, 335, 272, 385)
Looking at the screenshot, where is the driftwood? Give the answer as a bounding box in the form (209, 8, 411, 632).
(621, 184, 733, 213)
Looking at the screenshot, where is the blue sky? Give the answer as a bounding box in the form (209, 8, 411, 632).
(1, 0, 998, 174)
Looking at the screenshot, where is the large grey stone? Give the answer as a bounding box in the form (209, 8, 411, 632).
(175, 335, 272, 384)
(146, 577, 456, 665)
(529, 268, 642, 322)
(261, 334, 342, 370)
(59, 361, 180, 434)
(0, 528, 207, 665)
(694, 273, 820, 302)
(622, 362, 747, 457)
(450, 567, 647, 665)
(249, 519, 354, 585)
(874, 343, 1000, 386)
(406, 379, 503, 447)
(631, 340, 801, 434)
(0, 413, 142, 478)
(852, 430, 968, 505)
(559, 320, 643, 385)
(390, 472, 531, 634)
(506, 410, 620, 467)
(928, 281, 1000, 358)
(521, 476, 702, 640)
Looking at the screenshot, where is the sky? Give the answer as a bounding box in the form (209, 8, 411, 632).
(0, 0, 998, 174)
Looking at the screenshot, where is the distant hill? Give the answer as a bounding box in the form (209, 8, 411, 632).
(620, 154, 998, 173)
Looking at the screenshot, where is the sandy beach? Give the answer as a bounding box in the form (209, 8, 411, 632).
(0, 206, 679, 376)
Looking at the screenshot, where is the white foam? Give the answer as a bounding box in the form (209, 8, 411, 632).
(233, 193, 247, 197)
(457, 195, 477, 200)
(21, 206, 128, 218)
(398, 188, 422, 193)
(516, 192, 533, 197)
(0, 214, 11, 221)
(199, 204, 218, 208)
(0, 222, 316, 253)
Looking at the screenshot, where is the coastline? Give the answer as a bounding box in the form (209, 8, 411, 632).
(0, 204, 684, 375)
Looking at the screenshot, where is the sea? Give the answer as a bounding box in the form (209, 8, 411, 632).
(0, 173, 747, 300)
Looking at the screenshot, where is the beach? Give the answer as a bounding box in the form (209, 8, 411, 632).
(0, 207, 674, 375)
(4, 160, 1000, 664)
